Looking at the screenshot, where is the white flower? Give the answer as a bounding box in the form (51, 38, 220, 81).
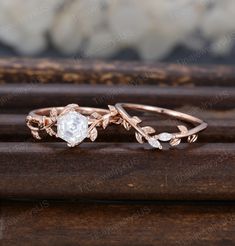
(0, 0, 64, 54)
(0, 0, 234, 59)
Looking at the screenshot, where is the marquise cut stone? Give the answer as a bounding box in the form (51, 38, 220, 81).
(57, 111, 88, 147)
(158, 132, 172, 141)
(148, 137, 162, 149)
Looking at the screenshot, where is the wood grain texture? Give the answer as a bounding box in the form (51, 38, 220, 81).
(0, 84, 233, 111)
(0, 58, 235, 86)
(0, 142, 234, 200)
(1, 201, 235, 246)
(0, 58, 234, 245)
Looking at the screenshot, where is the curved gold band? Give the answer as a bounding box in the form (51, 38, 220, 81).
(26, 104, 118, 146)
(26, 103, 208, 149)
(29, 106, 109, 120)
(115, 103, 208, 149)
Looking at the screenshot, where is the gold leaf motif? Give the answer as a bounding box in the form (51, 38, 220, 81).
(108, 105, 118, 116)
(114, 117, 123, 125)
(32, 130, 41, 140)
(89, 127, 98, 142)
(142, 126, 156, 134)
(61, 104, 79, 115)
(50, 108, 58, 118)
(102, 115, 110, 129)
(177, 125, 188, 133)
(26, 115, 32, 123)
(135, 132, 144, 144)
(170, 138, 181, 146)
(45, 127, 56, 136)
(90, 112, 102, 119)
(66, 104, 79, 110)
(123, 120, 131, 130)
(188, 134, 198, 143)
(132, 116, 142, 124)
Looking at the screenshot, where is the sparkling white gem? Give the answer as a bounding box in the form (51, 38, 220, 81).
(57, 111, 88, 147)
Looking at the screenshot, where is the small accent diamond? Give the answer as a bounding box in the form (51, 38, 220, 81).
(57, 111, 88, 147)
(148, 137, 162, 149)
(158, 132, 172, 141)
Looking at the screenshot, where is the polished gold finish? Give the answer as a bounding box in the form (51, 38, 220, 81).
(115, 103, 208, 149)
(26, 103, 208, 149)
(26, 104, 121, 146)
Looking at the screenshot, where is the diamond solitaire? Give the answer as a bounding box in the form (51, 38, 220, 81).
(26, 104, 115, 147)
(57, 111, 88, 147)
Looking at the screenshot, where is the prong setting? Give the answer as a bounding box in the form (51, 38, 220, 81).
(57, 111, 88, 147)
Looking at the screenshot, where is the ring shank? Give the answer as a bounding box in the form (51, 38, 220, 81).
(115, 103, 208, 138)
(29, 106, 109, 121)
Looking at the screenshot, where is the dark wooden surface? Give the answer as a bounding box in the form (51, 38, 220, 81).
(1, 201, 235, 246)
(0, 84, 234, 112)
(0, 142, 234, 200)
(0, 58, 234, 245)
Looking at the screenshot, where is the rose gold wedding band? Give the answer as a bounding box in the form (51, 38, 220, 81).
(115, 103, 208, 149)
(26, 104, 119, 147)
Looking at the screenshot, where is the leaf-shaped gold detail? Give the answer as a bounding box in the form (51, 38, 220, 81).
(50, 108, 58, 118)
(45, 127, 56, 136)
(177, 125, 188, 133)
(90, 112, 102, 119)
(108, 105, 118, 116)
(32, 130, 41, 140)
(170, 138, 181, 146)
(115, 117, 123, 125)
(135, 132, 144, 144)
(66, 104, 79, 109)
(102, 115, 110, 129)
(123, 120, 131, 130)
(188, 134, 198, 143)
(60, 104, 79, 115)
(141, 126, 156, 135)
(89, 127, 98, 142)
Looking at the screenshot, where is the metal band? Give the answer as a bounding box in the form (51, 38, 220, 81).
(115, 103, 208, 149)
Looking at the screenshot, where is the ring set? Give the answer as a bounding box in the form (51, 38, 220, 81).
(26, 103, 208, 150)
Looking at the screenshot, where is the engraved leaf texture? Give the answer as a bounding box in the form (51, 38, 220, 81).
(90, 112, 102, 119)
(135, 132, 144, 144)
(32, 130, 41, 140)
(66, 104, 79, 110)
(170, 138, 181, 146)
(115, 117, 123, 125)
(102, 115, 110, 129)
(26, 115, 32, 122)
(177, 125, 188, 133)
(50, 108, 58, 118)
(123, 120, 131, 130)
(142, 126, 156, 135)
(188, 134, 198, 143)
(45, 127, 56, 136)
(89, 127, 98, 142)
(108, 105, 118, 116)
(62, 104, 79, 115)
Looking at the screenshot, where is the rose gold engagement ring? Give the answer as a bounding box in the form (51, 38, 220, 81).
(26, 104, 121, 147)
(115, 103, 208, 149)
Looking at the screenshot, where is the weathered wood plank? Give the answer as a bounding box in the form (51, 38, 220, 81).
(0, 58, 235, 86)
(0, 84, 233, 111)
(0, 143, 234, 200)
(1, 201, 235, 246)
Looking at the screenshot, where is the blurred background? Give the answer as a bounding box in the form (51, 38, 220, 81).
(0, 0, 235, 64)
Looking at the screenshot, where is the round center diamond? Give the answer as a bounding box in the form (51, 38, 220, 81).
(57, 111, 88, 147)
